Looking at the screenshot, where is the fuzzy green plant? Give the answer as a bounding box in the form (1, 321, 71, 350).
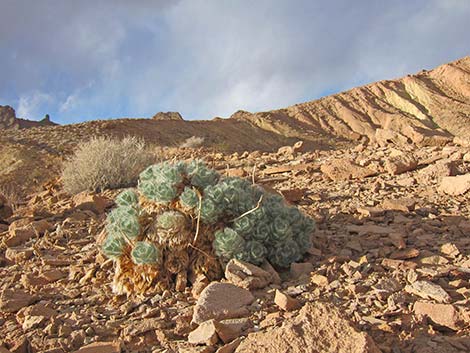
(102, 235, 127, 259)
(131, 241, 160, 265)
(101, 159, 315, 295)
(115, 189, 139, 208)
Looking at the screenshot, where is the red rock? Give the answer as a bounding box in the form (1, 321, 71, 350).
(414, 301, 461, 330)
(321, 159, 376, 181)
(381, 258, 417, 270)
(5, 228, 35, 247)
(417, 159, 461, 183)
(390, 248, 420, 260)
(280, 188, 306, 203)
(225, 169, 246, 178)
(71, 341, 122, 353)
(311, 274, 329, 287)
(0, 289, 38, 313)
(381, 198, 416, 212)
(405, 280, 451, 303)
(216, 338, 242, 353)
(385, 154, 418, 175)
(225, 259, 272, 290)
(192, 275, 210, 299)
(72, 193, 111, 214)
(192, 282, 255, 324)
(441, 243, 460, 257)
(5, 247, 33, 263)
(234, 302, 380, 353)
(9, 337, 31, 353)
(264, 163, 314, 175)
(274, 290, 301, 311)
(31, 219, 54, 234)
(188, 320, 219, 346)
(260, 261, 281, 285)
(217, 319, 250, 343)
(439, 174, 470, 195)
(290, 262, 314, 279)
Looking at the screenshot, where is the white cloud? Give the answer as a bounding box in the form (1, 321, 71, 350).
(17, 91, 55, 119)
(1, 1, 469, 123)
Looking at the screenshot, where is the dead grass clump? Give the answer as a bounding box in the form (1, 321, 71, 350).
(180, 136, 205, 148)
(62, 136, 155, 194)
(0, 183, 23, 211)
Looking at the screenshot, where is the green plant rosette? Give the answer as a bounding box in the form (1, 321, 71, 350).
(131, 241, 160, 265)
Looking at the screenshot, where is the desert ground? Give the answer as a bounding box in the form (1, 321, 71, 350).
(0, 56, 469, 353)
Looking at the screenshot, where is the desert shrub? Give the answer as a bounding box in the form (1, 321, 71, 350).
(62, 136, 154, 194)
(0, 183, 23, 212)
(101, 159, 315, 295)
(180, 136, 205, 148)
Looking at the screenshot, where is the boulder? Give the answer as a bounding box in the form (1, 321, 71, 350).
(225, 259, 272, 290)
(385, 154, 418, 175)
(234, 302, 380, 353)
(321, 159, 377, 181)
(439, 174, 470, 195)
(192, 282, 255, 324)
(152, 112, 184, 121)
(0, 105, 18, 129)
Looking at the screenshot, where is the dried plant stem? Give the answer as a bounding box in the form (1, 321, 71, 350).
(231, 195, 263, 222)
(192, 189, 203, 245)
(188, 243, 215, 260)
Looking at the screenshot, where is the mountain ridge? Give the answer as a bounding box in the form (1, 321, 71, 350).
(231, 56, 470, 146)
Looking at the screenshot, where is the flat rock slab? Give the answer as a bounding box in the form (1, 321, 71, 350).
(193, 282, 255, 324)
(439, 174, 470, 195)
(321, 159, 376, 181)
(0, 289, 38, 313)
(234, 302, 380, 353)
(405, 280, 451, 303)
(414, 301, 462, 330)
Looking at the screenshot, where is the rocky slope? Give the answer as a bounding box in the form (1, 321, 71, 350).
(2, 56, 470, 195)
(233, 56, 470, 146)
(1, 142, 470, 352)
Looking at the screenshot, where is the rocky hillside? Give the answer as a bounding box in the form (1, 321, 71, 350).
(233, 56, 470, 146)
(2, 56, 470, 194)
(0, 105, 56, 130)
(1, 143, 470, 352)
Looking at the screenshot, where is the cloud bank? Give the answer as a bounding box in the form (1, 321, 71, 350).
(1, 0, 469, 123)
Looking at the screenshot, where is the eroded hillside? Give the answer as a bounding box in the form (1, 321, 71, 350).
(234, 56, 470, 145)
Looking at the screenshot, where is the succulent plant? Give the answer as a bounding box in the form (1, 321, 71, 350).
(200, 197, 221, 224)
(235, 240, 267, 265)
(131, 241, 160, 265)
(102, 234, 127, 259)
(187, 160, 219, 188)
(268, 238, 302, 268)
(213, 227, 245, 259)
(179, 186, 199, 210)
(115, 189, 139, 208)
(102, 159, 316, 296)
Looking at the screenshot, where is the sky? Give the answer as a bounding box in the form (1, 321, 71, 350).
(0, 1, 469, 124)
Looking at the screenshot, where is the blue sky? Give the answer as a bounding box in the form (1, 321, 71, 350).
(1, 0, 469, 124)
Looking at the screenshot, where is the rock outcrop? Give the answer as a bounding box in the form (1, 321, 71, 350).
(152, 111, 184, 121)
(233, 56, 470, 147)
(0, 105, 57, 130)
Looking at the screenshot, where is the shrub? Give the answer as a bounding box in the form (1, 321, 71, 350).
(101, 159, 316, 295)
(62, 136, 154, 194)
(180, 136, 205, 148)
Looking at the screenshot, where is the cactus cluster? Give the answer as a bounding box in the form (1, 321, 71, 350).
(101, 160, 315, 295)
